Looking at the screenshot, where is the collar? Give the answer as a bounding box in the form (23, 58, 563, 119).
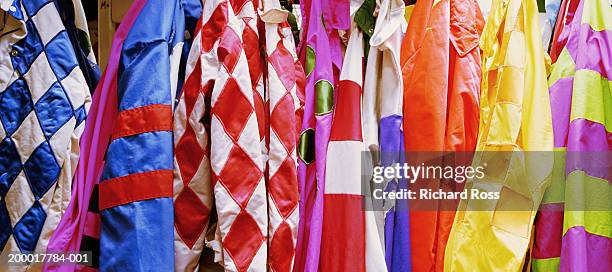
(370, 0, 406, 47)
(1, 0, 23, 20)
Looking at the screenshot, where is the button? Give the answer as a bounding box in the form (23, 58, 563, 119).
(9, 6, 16, 12)
(10, 49, 19, 57)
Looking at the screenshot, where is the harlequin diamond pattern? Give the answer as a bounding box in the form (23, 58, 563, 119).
(173, 0, 304, 271)
(218, 146, 263, 207)
(0, 0, 91, 257)
(271, 93, 297, 152)
(174, 186, 210, 248)
(0, 79, 33, 135)
(175, 126, 206, 184)
(12, 201, 46, 252)
(211, 1, 267, 270)
(223, 209, 266, 272)
(218, 28, 242, 73)
(269, 157, 298, 218)
(264, 17, 301, 271)
(23, 141, 61, 198)
(269, 39, 296, 92)
(213, 77, 253, 141)
(242, 18, 266, 143)
(173, 11, 215, 270)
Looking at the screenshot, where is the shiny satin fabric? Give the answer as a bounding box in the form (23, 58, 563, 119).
(399, 0, 483, 270)
(0, 1, 91, 271)
(293, 0, 340, 270)
(549, 0, 580, 63)
(533, 0, 612, 271)
(99, 0, 187, 270)
(44, 0, 140, 267)
(173, 0, 304, 270)
(51, 0, 187, 270)
(321, 3, 387, 269)
(444, 0, 554, 270)
(260, 0, 303, 270)
(360, 0, 409, 270)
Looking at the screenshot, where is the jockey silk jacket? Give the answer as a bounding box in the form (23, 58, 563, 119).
(0, 0, 609, 271)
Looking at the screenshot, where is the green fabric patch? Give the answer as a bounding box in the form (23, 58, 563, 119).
(315, 80, 334, 115)
(305, 46, 316, 77)
(298, 128, 315, 164)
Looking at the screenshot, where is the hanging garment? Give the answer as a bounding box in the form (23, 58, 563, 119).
(95, 0, 186, 269)
(47, 1, 200, 271)
(556, 1, 611, 270)
(360, 0, 409, 270)
(172, 12, 211, 272)
(43, 1, 145, 270)
(399, 0, 483, 270)
(0, 1, 91, 271)
(533, 0, 611, 271)
(320, 3, 386, 270)
(444, 0, 554, 270)
(173, 0, 303, 270)
(293, 0, 339, 270)
(46, 0, 190, 270)
(234, 0, 266, 159)
(174, 0, 289, 269)
(260, 0, 303, 270)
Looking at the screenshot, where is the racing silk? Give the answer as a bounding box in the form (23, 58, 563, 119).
(321, 2, 387, 269)
(293, 0, 339, 270)
(95, 0, 186, 270)
(173, 0, 292, 269)
(0, 1, 92, 271)
(533, 0, 612, 271)
(45, 0, 189, 270)
(360, 0, 409, 270)
(174, 0, 304, 270)
(444, 0, 554, 270)
(399, 0, 483, 270)
(260, 0, 303, 270)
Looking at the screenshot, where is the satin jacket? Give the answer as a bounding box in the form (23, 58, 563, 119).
(399, 0, 484, 270)
(533, 0, 611, 271)
(173, 0, 304, 270)
(0, 1, 91, 271)
(444, 0, 554, 270)
(360, 0, 410, 270)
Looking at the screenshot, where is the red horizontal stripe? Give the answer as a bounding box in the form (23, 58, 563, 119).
(330, 80, 363, 141)
(99, 170, 173, 210)
(111, 104, 172, 140)
(83, 211, 100, 239)
(321, 194, 365, 272)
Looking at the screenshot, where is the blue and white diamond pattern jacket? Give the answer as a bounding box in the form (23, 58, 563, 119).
(0, 0, 91, 268)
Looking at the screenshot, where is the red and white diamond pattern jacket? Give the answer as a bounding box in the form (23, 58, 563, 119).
(260, 0, 303, 270)
(173, 0, 303, 270)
